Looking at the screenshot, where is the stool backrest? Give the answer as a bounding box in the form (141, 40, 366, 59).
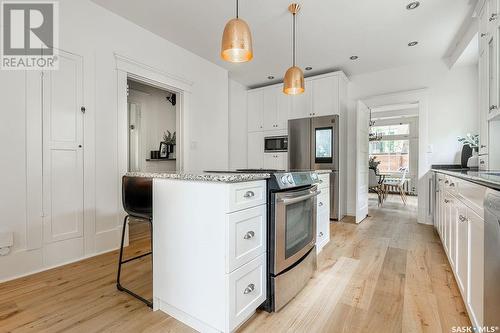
(122, 176, 153, 218)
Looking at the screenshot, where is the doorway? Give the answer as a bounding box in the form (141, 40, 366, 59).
(127, 80, 178, 173)
(354, 89, 429, 224)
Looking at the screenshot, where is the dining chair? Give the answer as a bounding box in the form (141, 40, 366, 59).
(383, 168, 409, 205)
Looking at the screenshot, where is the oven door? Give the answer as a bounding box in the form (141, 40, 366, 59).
(273, 185, 319, 274)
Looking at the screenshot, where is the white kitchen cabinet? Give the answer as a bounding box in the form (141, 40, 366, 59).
(262, 87, 290, 131)
(455, 200, 469, 294)
(153, 179, 267, 333)
(247, 90, 264, 132)
(247, 132, 264, 169)
(433, 172, 485, 328)
(276, 89, 291, 129)
(467, 208, 484, 327)
(263, 152, 287, 170)
(480, 2, 489, 55)
(263, 88, 277, 131)
(316, 173, 331, 253)
(312, 76, 339, 117)
(289, 82, 313, 119)
(479, 46, 489, 155)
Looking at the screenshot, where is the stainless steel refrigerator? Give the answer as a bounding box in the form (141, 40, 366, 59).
(288, 115, 340, 220)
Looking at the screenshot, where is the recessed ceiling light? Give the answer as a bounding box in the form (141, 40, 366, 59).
(406, 1, 420, 10)
(267, 75, 275, 80)
(408, 41, 419, 47)
(350, 56, 359, 60)
(305, 66, 312, 71)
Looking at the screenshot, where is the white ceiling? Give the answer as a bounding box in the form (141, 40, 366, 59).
(91, 0, 477, 88)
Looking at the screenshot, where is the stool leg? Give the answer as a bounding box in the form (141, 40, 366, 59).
(116, 215, 128, 290)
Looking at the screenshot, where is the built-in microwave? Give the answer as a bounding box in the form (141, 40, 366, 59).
(264, 136, 288, 153)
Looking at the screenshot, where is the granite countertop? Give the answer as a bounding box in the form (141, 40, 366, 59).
(125, 171, 271, 183)
(432, 168, 500, 191)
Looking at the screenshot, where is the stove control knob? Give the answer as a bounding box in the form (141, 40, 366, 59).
(287, 174, 294, 184)
(280, 175, 288, 185)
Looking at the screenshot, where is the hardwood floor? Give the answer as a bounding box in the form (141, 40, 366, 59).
(0, 196, 470, 332)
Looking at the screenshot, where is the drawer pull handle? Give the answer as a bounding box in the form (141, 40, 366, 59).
(318, 202, 323, 207)
(449, 183, 455, 187)
(244, 191, 255, 198)
(444, 180, 449, 184)
(243, 283, 255, 294)
(319, 232, 324, 237)
(243, 231, 255, 239)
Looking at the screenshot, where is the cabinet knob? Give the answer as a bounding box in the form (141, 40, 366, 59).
(489, 13, 497, 21)
(459, 215, 467, 222)
(449, 183, 455, 187)
(481, 32, 488, 38)
(319, 232, 324, 237)
(444, 199, 450, 203)
(244, 191, 255, 198)
(243, 283, 255, 294)
(480, 160, 485, 164)
(489, 105, 498, 111)
(243, 231, 255, 239)
(444, 180, 449, 184)
(318, 202, 323, 207)
(481, 145, 487, 148)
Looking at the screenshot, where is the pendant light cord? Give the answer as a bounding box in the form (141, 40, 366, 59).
(236, 0, 239, 18)
(292, 12, 296, 66)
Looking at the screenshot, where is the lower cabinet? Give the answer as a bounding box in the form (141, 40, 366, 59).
(247, 132, 264, 169)
(434, 172, 485, 328)
(316, 173, 331, 253)
(263, 152, 287, 170)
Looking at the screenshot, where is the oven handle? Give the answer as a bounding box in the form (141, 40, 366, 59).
(277, 190, 321, 205)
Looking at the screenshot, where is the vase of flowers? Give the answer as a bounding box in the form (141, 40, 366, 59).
(457, 134, 479, 168)
(163, 131, 176, 159)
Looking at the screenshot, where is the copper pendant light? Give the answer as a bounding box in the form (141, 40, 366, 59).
(221, 0, 253, 63)
(283, 3, 304, 95)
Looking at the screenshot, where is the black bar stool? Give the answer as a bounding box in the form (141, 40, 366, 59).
(117, 175, 153, 308)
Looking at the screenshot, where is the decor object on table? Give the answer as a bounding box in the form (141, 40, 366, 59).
(163, 131, 176, 158)
(159, 142, 168, 159)
(457, 134, 479, 168)
(369, 156, 381, 172)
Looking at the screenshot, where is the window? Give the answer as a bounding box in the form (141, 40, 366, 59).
(369, 124, 410, 173)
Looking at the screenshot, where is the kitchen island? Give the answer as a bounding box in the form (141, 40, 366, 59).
(126, 171, 270, 333)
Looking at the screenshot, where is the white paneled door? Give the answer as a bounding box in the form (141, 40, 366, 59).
(42, 52, 84, 244)
(355, 101, 369, 223)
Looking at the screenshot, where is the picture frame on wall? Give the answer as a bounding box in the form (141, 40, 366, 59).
(159, 142, 168, 159)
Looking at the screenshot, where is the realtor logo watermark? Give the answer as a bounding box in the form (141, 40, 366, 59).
(1, 1, 58, 70)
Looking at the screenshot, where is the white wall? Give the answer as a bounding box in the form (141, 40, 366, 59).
(346, 61, 478, 215)
(128, 80, 177, 173)
(0, 0, 228, 282)
(228, 79, 248, 169)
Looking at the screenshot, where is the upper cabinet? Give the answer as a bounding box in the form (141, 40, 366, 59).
(290, 83, 313, 119)
(248, 90, 264, 132)
(312, 76, 340, 117)
(254, 72, 348, 122)
(249, 87, 290, 131)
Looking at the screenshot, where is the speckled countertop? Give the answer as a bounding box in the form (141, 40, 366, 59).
(432, 169, 500, 191)
(125, 171, 271, 183)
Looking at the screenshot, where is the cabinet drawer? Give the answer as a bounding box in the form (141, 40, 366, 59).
(316, 209, 330, 253)
(228, 254, 266, 331)
(317, 173, 330, 189)
(226, 205, 266, 273)
(317, 192, 329, 213)
(227, 181, 266, 213)
(458, 180, 486, 217)
(444, 176, 459, 196)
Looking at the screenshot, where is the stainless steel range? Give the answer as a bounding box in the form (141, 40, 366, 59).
(234, 169, 320, 312)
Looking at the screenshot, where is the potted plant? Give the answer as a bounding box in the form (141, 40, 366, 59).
(369, 156, 381, 173)
(163, 131, 176, 158)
